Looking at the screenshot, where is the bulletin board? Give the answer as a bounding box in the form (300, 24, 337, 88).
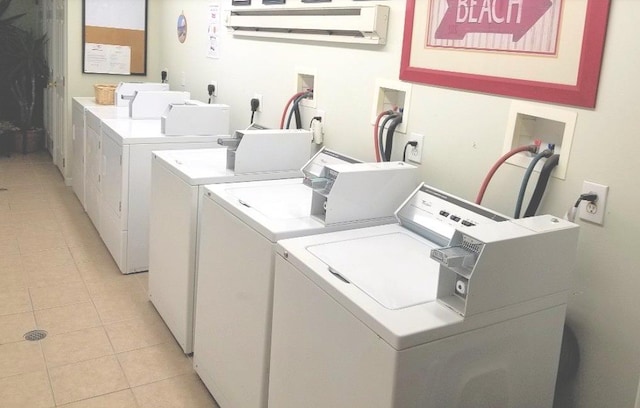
(82, 0, 148, 75)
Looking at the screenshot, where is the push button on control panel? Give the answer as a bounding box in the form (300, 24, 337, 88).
(461, 220, 476, 227)
(439, 210, 450, 217)
(449, 215, 461, 222)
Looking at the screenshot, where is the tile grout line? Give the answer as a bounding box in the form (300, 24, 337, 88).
(30, 160, 62, 408)
(2, 155, 191, 407)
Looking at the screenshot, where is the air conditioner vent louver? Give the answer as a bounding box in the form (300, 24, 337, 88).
(226, 5, 389, 45)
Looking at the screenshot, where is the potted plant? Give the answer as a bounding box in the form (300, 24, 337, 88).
(4, 29, 49, 153)
(0, 120, 19, 156)
(0, 0, 48, 154)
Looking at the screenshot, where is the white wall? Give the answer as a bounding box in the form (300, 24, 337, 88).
(154, 1, 639, 407)
(62, 0, 163, 179)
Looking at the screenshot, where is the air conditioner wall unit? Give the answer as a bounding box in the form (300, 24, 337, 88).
(226, 5, 390, 45)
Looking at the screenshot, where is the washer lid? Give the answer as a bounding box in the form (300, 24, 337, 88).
(225, 183, 312, 219)
(307, 232, 439, 310)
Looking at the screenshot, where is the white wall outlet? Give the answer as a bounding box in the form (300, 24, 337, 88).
(407, 133, 424, 164)
(252, 93, 262, 112)
(579, 181, 609, 225)
(210, 81, 218, 97)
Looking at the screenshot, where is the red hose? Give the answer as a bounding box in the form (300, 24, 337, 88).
(280, 91, 308, 129)
(373, 111, 391, 162)
(475, 145, 536, 205)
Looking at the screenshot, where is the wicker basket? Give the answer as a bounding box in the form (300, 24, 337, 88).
(94, 84, 117, 105)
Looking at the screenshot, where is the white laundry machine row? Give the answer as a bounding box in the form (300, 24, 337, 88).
(82, 104, 131, 229)
(193, 153, 420, 408)
(269, 183, 580, 408)
(97, 117, 228, 274)
(148, 128, 312, 354)
(72, 97, 111, 208)
(71, 92, 231, 275)
(71, 89, 182, 212)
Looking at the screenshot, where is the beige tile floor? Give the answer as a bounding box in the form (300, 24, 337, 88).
(0, 152, 219, 408)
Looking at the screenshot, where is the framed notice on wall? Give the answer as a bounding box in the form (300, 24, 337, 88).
(83, 0, 148, 75)
(400, 0, 610, 108)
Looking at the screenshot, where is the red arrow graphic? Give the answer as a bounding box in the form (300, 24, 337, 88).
(435, 0, 553, 42)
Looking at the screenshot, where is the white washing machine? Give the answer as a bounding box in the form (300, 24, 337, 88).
(193, 151, 420, 408)
(268, 183, 580, 408)
(148, 129, 312, 354)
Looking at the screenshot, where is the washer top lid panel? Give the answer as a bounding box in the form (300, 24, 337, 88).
(307, 232, 439, 310)
(226, 182, 313, 220)
(205, 178, 393, 241)
(153, 148, 232, 183)
(154, 148, 304, 185)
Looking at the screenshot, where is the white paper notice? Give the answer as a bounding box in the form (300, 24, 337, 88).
(85, 43, 131, 75)
(207, 4, 221, 59)
(108, 46, 131, 75)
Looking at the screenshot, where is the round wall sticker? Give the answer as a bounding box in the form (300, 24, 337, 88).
(177, 12, 187, 43)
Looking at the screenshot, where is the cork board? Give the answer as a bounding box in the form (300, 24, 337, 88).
(82, 0, 147, 75)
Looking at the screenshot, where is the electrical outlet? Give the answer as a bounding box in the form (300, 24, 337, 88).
(407, 133, 424, 164)
(210, 81, 218, 97)
(253, 93, 262, 112)
(579, 181, 609, 225)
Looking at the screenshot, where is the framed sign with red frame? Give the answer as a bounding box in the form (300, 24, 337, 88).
(400, 0, 610, 108)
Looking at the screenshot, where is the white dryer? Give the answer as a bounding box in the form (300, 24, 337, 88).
(193, 150, 419, 408)
(148, 129, 312, 354)
(268, 183, 580, 408)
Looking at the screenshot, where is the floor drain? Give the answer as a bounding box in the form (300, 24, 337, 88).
(24, 330, 47, 341)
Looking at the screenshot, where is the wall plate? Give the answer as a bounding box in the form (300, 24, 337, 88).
(503, 101, 577, 180)
(371, 79, 412, 134)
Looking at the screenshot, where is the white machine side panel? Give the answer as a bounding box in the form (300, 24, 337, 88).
(71, 105, 86, 207)
(85, 125, 101, 228)
(270, 255, 566, 408)
(148, 158, 199, 353)
(86, 126, 101, 191)
(127, 142, 217, 273)
(269, 255, 396, 408)
(85, 111, 101, 135)
(194, 197, 275, 408)
(101, 136, 128, 229)
(99, 201, 127, 272)
(85, 181, 100, 229)
(234, 132, 310, 174)
(392, 306, 566, 408)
